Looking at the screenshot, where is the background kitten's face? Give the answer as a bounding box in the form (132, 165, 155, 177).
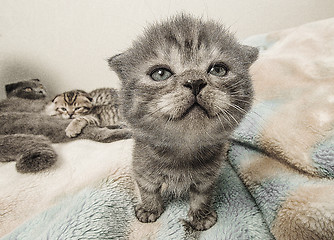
(5, 79, 47, 99)
(53, 90, 92, 119)
(110, 15, 258, 141)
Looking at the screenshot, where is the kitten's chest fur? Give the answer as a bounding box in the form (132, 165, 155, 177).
(133, 139, 228, 196)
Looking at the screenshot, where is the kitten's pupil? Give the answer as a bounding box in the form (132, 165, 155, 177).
(150, 68, 172, 81)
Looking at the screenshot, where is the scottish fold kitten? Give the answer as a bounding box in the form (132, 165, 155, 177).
(45, 88, 121, 137)
(89, 88, 121, 126)
(109, 14, 258, 231)
(45, 89, 93, 119)
(5, 79, 47, 99)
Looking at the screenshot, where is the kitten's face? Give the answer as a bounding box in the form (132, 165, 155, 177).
(5, 79, 47, 99)
(109, 15, 258, 141)
(52, 90, 92, 119)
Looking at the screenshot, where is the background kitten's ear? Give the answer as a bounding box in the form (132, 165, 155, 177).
(241, 45, 259, 66)
(31, 78, 40, 82)
(5, 83, 18, 94)
(52, 94, 60, 102)
(108, 53, 125, 78)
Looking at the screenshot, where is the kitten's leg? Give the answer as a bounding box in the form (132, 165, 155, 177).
(135, 180, 164, 223)
(65, 118, 88, 138)
(0, 112, 131, 143)
(81, 127, 132, 142)
(188, 184, 217, 231)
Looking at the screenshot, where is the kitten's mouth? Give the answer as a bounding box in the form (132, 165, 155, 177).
(181, 102, 210, 119)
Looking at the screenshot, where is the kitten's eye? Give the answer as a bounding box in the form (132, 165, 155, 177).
(74, 107, 83, 111)
(208, 63, 229, 77)
(60, 107, 67, 112)
(149, 68, 173, 81)
(24, 87, 33, 92)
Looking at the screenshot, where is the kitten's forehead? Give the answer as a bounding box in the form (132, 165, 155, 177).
(128, 15, 241, 71)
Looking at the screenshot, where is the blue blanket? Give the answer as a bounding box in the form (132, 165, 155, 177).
(2, 18, 334, 240)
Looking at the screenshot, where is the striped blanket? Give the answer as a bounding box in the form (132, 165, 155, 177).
(1, 18, 334, 239)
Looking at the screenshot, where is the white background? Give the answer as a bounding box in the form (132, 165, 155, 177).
(0, 0, 333, 98)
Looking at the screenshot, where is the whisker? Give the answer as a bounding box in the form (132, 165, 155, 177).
(215, 113, 227, 132)
(224, 109, 240, 125)
(215, 105, 235, 129)
(223, 80, 246, 89)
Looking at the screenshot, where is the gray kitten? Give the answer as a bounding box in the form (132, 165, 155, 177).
(109, 14, 258, 231)
(5, 79, 47, 99)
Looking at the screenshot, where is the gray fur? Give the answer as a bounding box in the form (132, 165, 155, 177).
(0, 134, 57, 173)
(0, 97, 49, 113)
(0, 112, 131, 143)
(109, 14, 258, 231)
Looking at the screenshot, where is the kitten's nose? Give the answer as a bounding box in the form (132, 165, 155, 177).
(183, 79, 207, 96)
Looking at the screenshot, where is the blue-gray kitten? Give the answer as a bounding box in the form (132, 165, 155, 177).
(109, 14, 258, 231)
(5, 79, 47, 99)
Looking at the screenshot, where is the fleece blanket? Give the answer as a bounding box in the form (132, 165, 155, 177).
(1, 18, 334, 240)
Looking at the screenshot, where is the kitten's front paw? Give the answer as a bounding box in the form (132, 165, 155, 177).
(135, 204, 164, 223)
(188, 208, 217, 231)
(65, 125, 81, 138)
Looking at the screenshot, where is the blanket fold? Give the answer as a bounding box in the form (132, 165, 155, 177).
(231, 17, 334, 239)
(2, 18, 334, 240)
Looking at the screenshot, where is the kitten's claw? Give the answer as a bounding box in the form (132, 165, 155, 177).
(188, 208, 217, 231)
(134, 204, 164, 223)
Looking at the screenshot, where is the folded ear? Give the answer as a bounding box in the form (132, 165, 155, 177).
(52, 94, 61, 102)
(5, 83, 18, 94)
(108, 53, 125, 78)
(31, 78, 40, 82)
(241, 45, 259, 66)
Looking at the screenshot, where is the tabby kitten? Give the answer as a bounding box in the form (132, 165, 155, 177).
(46, 89, 93, 119)
(46, 88, 121, 137)
(89, 87, 121, 126)
(5, 79, 47, 99)
(109, 14, 258, 231)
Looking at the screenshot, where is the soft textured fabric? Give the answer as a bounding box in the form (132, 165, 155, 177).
(1, 18, 334, 240)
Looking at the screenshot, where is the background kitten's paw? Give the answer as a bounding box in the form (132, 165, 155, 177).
(134, 204, 164, 223)
(16, 148, 57, 173)
(188, 208, 217, 231)
(65, 125, 81, 138)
